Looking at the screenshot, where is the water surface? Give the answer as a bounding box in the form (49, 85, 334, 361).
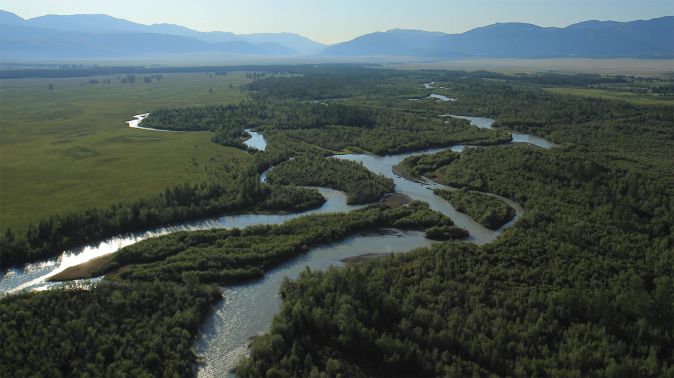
(243, 129, 267, 151)
(446, 115, 557, 149)
(126, 113, 183, 132)
(1, 188, 361, 293)
(1, 108, 557, 376)
(196, 231, 431, 377)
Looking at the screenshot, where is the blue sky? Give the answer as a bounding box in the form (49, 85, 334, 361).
(1, 0, 671, 44)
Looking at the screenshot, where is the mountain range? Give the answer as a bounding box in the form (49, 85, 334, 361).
(1, 10, 672, 60)
(323, 17, 674, 58)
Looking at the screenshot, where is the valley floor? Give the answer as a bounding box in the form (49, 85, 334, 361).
(1, 65, 672, 377)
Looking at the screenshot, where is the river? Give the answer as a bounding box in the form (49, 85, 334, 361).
(0, 107, 556, 377)
(243, 129, 267, 151)
(195, 115, 553, 376)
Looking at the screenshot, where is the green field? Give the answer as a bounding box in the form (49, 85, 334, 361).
(544, 87, 674, 106)
(0, 72, 252, 232)
(391, 58, 674, 77)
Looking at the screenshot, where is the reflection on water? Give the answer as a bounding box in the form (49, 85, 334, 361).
(1, 107, 557, 375)
(429, 94, 456, 102)
(196, 231, 431, 378)
(334, 149, 523, 245)
(445, 114, 557, 149)
(1, 188, 362, 294)
(126, 113, 183, 132)
(243, 129, 267, 151)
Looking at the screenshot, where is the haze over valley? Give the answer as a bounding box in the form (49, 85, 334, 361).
(1, 10, 672, 60)
(1, 1, 673, 377)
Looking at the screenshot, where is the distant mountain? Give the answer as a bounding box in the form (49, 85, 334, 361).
(0, 10, 324, 59)
(322, 16, 674, 58)
(0, 24, 295, 59)
(239, 33, 325, 55)
(0, 9, 24, 25)
(1, 10, 671, 60)
(24, 13, 149, 33)
(321, 29, 453, 57)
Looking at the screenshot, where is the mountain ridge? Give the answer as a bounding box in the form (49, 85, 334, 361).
(0, 10, 323, 56)
(1, 10, 672, 60)
(322, 16, 674, 58)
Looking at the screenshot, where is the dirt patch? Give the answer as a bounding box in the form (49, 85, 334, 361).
(341, 253, 391, 264)
(391, 164, 425, 183)
(48, 254, 113, 282)
(381, 193, 412, 208)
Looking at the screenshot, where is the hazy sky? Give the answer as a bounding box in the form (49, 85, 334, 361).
(1, 0, 671, 44)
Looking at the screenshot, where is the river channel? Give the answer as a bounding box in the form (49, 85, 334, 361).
(0, 105, 556, 377)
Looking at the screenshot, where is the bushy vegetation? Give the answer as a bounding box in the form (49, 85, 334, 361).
(234, 68, 674, 377)
(237, 146, 674, 377)
(259, 103, 510, 155)
(395, 150, 461, 180)
(0, 173, 325, 268)
(434, 189, 516, 230)
(93, 201, 458, 284)
(266, 157, 395, 204)
(0, 281, 220, 377)
(397, 74, 674, 180)
(151, 100, 511, 156)
(4, 66, 674, 377)
(424, 224, 469, 240)
(142, 104, 269, 148)
(0, 201, 457, 375)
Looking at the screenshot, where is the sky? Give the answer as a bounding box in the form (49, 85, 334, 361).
(0, 0, 671, 44)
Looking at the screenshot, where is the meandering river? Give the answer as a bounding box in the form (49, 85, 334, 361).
(0, 104, 556, 377)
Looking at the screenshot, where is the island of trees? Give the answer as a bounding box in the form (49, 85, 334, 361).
(433, 189, 516, 230)
(266, 157, 395, 204)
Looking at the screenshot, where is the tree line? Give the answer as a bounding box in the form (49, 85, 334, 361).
(87, 201, 461, 285)
(233, 68, 673, 376)
(433, 189, 516, 230)
(266, 156, 395, 204)
(0, 171, 325, 268)
(237, 145, 673, 377)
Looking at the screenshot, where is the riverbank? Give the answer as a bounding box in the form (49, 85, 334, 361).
(381, 193, 412, 208)
(48, 254, 114, 282)
(341, 253, 390, 264)
(391, 163, 425, 183)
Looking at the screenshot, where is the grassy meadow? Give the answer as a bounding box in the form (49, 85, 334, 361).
(0, 72, 253, 233)
(390, 58, 674, 77)
(544, 87, 674, 106)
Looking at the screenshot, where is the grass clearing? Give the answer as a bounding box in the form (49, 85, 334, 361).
(0, 72, 253, 232)
(543, 87, 674, 106)
(389, 58, 674, 77)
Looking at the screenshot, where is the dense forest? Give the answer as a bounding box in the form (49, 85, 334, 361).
(0, 281, 220, 377)
(84, 201, 459, 284)
(142, 104, 265, 148)
(149, 100, 511, 156)
(0, 171, 325, 268)
(0, 201, 459, 376)
(385, 75, 674, 181)
(266, 157, 395, 204)
(238, 142, 673, 376)
(233, 68, 674, 376)
(2, 66, 673, 376)
(433, 189, 516, 230)
(238, 146, 674, 376)
(256, 103, 511, 156)
(395, 150, 461, 180)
